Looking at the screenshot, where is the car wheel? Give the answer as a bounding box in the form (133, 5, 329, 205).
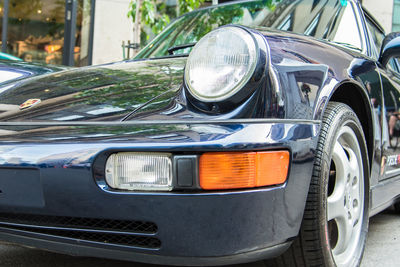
(269, 102, 369, 267)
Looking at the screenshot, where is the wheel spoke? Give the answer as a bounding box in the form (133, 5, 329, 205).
(332, 142, 351, 182)
(327, 193, 346, 221)
(333, 216, 354, 255)
(329, 138, 362, 257)
(328, 142, 349, 222)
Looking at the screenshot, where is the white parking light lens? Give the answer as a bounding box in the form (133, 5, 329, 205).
(185, 26, 258, 102)
(105, 153, 173, 191)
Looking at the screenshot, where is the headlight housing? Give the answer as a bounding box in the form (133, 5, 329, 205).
(184, 26, 267, 105)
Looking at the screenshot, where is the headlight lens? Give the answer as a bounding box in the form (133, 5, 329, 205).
(105, 153, 173, 191)
(185, 26, 258, 102)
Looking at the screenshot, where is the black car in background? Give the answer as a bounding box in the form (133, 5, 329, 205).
(0, 0, 399, 266)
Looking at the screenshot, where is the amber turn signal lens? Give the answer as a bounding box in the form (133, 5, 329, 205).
(199, 151, 289, 190)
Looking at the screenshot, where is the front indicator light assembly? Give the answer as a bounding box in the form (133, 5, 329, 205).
(199, 151, 289, 190)
(105, 152, 173, 191)
(103, 151, 289, 191)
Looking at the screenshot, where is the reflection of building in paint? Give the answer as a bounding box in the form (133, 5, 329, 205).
(209, 0, 400, 35)
(274, 59, 329, 119)
(362, 0, 398, 33)
(261, 0, 361, 49)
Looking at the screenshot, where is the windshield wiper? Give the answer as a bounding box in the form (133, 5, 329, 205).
(167, 42, 197, 55)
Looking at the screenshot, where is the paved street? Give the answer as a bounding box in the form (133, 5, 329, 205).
(361, 207, 400, 267)
(0, 208, 398, 267)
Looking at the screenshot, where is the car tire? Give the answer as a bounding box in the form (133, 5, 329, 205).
(267, 102, 369, 267)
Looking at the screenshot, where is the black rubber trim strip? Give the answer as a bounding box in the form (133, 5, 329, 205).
(0, 222, 157, 237)
(0, 119, 321, 127)
(0, 229, 291, 266)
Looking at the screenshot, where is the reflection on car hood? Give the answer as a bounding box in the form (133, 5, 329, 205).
(0, 60, 66, 86)
(0, 57, 185, 122)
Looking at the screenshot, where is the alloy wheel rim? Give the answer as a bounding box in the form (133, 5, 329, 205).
(327, 125, 364, 266)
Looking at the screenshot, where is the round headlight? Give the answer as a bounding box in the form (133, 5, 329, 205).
(185, 26, 259, 102)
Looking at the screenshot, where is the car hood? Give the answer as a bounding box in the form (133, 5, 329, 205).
(0, 60, 66, 86)
(0, 57, 185, 122)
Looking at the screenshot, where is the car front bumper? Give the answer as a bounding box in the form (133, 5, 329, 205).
(0, 120, 318, 265)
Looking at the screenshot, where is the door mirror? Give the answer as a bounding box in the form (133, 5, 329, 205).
(379, 32, 400, 67)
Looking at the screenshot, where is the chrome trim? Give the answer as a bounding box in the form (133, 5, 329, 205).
(0, 118, 321, 127)
(385, 168, 400, 176)
(351, 0, 368, 56)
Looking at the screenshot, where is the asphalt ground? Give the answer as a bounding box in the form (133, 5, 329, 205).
(0, 208, 398, 267)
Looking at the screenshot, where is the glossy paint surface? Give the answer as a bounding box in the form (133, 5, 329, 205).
(0, 32, 373, 122)
(0, 122, 317, 262)
(0, 58, 185, 122)
(0, 53, 22, 61)
(0, 60, 64, 86)
(0, 0, 399, 264)
(0, 0, 393, 216)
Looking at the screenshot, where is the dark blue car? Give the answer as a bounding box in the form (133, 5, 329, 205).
(0, 0, 399, 266)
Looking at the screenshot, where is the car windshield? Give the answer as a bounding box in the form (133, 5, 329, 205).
(136, 0, 362, 59)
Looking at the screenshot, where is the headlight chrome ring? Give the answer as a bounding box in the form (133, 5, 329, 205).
(184, 26, 262, 103)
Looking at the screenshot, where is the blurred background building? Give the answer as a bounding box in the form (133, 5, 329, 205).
(0, 0, 95, 66)
(0, 0, 398, 67)
(362, 0, 399, 32)
(0, 0, 215, 66)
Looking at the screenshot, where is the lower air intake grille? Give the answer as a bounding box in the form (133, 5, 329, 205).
(0, 213, 160, 249)
(0, 213, 157, 233)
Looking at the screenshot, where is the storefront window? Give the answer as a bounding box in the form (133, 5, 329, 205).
(7, 0, 65, 64)
(1, 0, 92, 66)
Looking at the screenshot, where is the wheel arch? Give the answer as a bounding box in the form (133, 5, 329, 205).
(328, 81, 374, 171)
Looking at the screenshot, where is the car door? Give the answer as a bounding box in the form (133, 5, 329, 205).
(381, 59, 400, 179)
(353, 9, 385, 186)
(366, 17, 400, 180)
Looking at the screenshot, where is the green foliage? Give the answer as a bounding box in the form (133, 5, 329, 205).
(128, 0, 205, 44)
(128, 0, 170, 38)
(73, 60, 184, 111)
(177, 0, 204, 15)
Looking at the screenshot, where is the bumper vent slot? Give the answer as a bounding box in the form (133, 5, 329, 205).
(0, 213, 157, 233)
(0, 213, 160, 249)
